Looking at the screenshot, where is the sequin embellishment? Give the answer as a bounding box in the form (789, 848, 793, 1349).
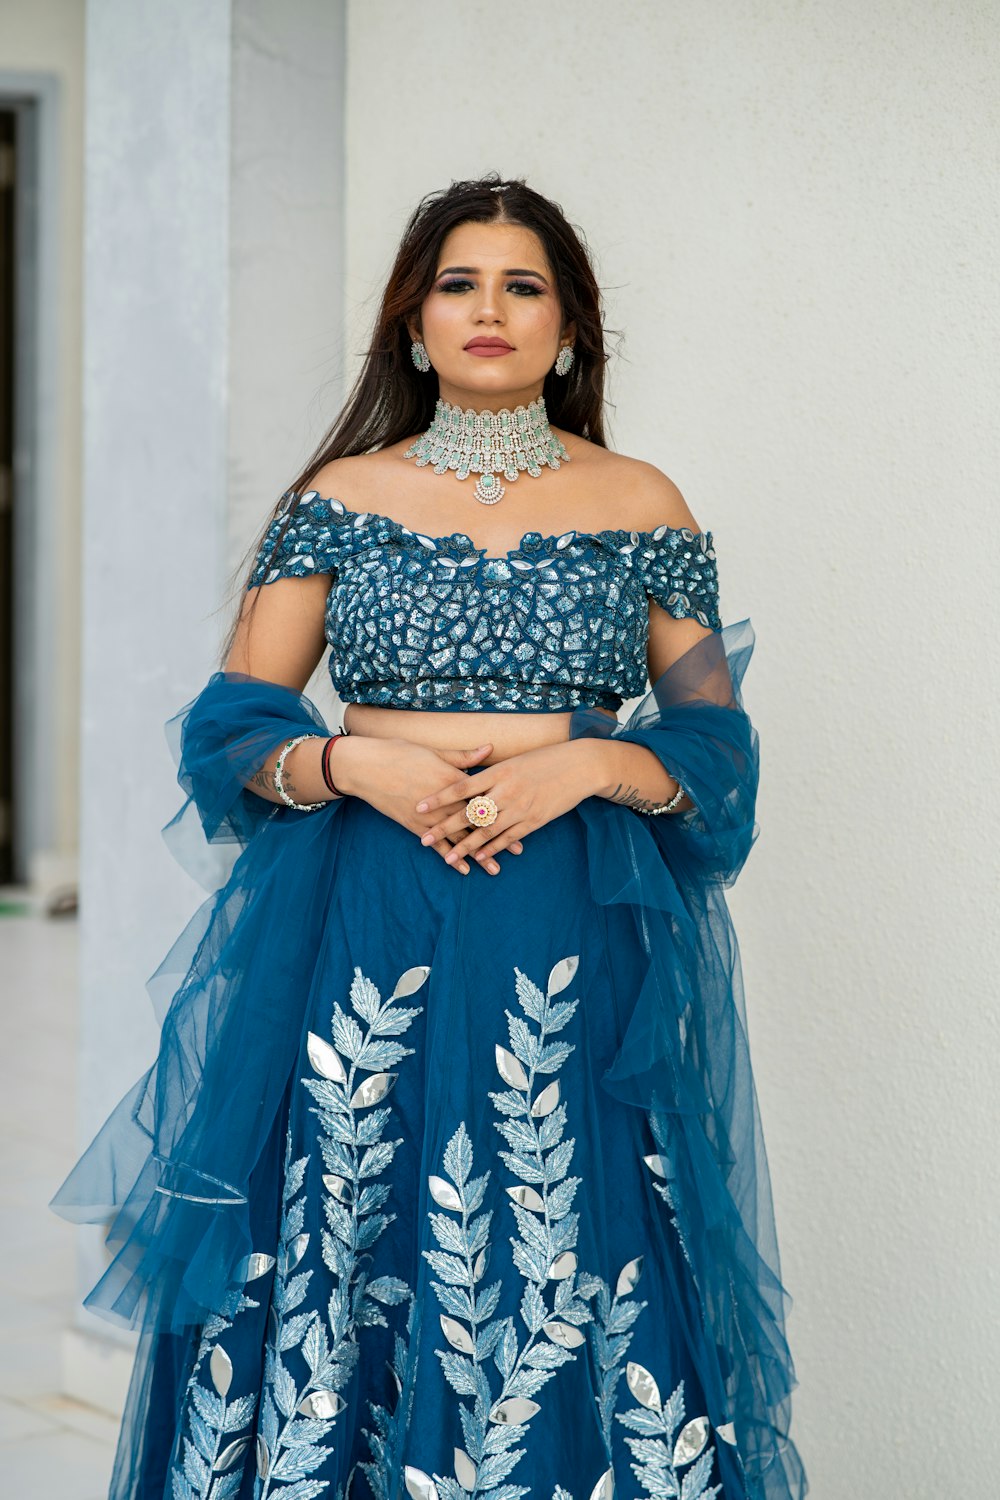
(247, 492, 722, 713)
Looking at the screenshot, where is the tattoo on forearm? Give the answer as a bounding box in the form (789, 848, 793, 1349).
(607, 780, 682, 814)
(250, 766, 272, 794)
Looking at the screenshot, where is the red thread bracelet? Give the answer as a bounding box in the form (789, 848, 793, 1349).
(322, 734, 348, 797)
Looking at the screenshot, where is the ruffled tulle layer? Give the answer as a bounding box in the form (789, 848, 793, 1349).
(52, 618, 806, 1500)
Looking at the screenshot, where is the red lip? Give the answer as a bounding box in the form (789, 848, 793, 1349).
(465, 338, 513, 349)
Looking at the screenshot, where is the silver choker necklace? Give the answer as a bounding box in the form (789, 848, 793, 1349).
(401, 393, 570, 505)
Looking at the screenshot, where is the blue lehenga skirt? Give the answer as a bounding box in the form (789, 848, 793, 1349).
(52, 621, 807, 1500)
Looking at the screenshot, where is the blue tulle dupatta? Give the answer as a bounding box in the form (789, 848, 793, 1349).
(569, 619, 804, 1499)
(51, 673, 349, 1332)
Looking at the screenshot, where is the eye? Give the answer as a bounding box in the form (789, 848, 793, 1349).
(436, 278, 543, 296)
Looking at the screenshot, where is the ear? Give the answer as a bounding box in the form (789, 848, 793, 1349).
(406, 316, 422, 344)
(560, 318, 577, 347)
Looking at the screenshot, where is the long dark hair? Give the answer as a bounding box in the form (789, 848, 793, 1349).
(218, 171, 618, 667)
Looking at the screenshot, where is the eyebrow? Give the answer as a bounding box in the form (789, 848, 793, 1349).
(436, 265, 550, 284)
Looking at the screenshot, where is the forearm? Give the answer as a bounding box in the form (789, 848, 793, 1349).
(244, 733, 355, 806)
(577, 737, 693, 815)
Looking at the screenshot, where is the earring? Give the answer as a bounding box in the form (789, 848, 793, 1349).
(554, 344, 575, 377)
(411, 339, 431, 373)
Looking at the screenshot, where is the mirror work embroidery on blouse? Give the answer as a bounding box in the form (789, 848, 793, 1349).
(247, 491, 722, 713)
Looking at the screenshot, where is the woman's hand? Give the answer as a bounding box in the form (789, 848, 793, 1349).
(332, 735, 524, 876)
(414, 741, 604, 872)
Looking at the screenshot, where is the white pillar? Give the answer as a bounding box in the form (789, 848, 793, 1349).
(71, 0, 346, 1414)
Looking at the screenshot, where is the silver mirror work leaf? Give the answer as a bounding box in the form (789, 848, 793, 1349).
(454, 1447, 478, 1490)
(506, 1183, 545, 1213)
(490, 1396, 541, 1425)
(616, 1255, 644, 1297)
(214, 1438, 250, 1473)
(543, 1319, 587, 1349)
(256, 1434, 270, 1480)
(531, 1080, 560, 1117)
(495, 1044, 529, 1090)
(308, 1031, 347, 1083)
(428, 1174, 463, 1211)
(472, 1246, 489, 1281)
(323, 1172, 353, 1204)
(391, 964, 431, 999)
(350, 1071, 397, 1109)
(282, 1232, 309, 1274)
(241, 1252, 276, 1283)
(589, 1469, 615, 1500)
(440, 1314, 475, 1354)
(626, 1360, 661, 1410)
(404, 1466, 440, 1500)
(717, 1421, 738, 1446)
(643, 1153, 668, 1179)
(673, 1416, 710, 1466)
(298, 1389, 347, 1420)
(209, 1344, 233, 1398)
(548, 1251, 577, 1279)
(547, 955, 579, 996)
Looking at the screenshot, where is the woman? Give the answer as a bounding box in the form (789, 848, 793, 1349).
(53, 174, 806, 1500)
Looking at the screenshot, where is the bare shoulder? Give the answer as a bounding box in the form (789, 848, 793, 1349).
(301, 450, 389, 499)
(559, 437, 705, 534)
(607, 453, 705, 534)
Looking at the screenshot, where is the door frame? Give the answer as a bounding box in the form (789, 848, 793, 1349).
(0, 72, 63, 886)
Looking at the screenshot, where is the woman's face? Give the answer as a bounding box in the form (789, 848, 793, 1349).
(408, 220, 575, 413)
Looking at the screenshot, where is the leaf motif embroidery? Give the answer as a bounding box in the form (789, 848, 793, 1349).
(410, 955, 596, 1499)
(615, 1370, 722, 1500)
(254, 963, 428, 1497)
(167, 1278, 264, 1500)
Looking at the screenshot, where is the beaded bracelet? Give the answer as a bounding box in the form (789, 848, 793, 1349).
(633, 781, 688, 816)
(273, 734, 327, 811)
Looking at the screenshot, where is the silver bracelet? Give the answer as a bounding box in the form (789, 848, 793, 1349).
(273, 734, 327, 811)
(634, 781, 689, 816)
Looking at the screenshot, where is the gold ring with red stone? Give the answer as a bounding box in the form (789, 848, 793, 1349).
(465, 794, 499, 828)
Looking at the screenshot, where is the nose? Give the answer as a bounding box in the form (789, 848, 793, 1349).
(471, 282, 505, 323)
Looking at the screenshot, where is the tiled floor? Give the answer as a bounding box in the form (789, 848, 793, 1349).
(1, 898, 119, 1497)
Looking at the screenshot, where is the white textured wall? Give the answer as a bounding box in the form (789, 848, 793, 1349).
(345, 2, 1000, 1491)
(78, 0, 233, 1328)
(77, 0, 346, 1372)
(227, 0, 347, 605)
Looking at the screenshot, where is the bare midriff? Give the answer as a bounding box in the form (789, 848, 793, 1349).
(341, 702, 617, 766)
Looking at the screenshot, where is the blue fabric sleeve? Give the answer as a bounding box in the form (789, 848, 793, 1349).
(635, 527, 722, 631)
(247, 492, 343, 588)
